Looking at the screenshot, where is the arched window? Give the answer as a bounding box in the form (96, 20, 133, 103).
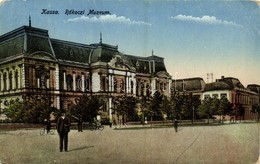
(9, 71, 13, 90)
(66, 75, 73, 91)
(36, 66, 49, 89)
(130, 81, 134, 94)
(15, 70, 19, 89)
(136, 80, 139, 96)
(3, 72, 7, 91)
(140, 79, 145, 96)
(113, 78, 117, 93)
(85, 77, 90, 92)
(76, 75, 81, 91)
(119, 79, 125, 93)
(101, 76, 106, 91)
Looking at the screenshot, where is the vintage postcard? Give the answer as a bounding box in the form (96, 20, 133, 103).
(0, 0, 259, 163)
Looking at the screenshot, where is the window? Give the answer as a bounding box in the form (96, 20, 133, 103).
(66, 75, 73, 91)
(15, 70, 18, 89)
(9, 71, 12, 90)
(212, 94, 218, 99)
(84, 77, 89, 92)
(130, 81, 134, 94)
(76, 75, 81, 91)
(36, 66, 49, 89)
(3, 72, 7, 91)
(220, 93, 227, 99)
(204, 94, 210, 100)
(113, 78, 117, 93)
(119, 79, 124, 93)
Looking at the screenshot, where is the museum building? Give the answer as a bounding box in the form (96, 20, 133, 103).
(0, 24, 171, 120)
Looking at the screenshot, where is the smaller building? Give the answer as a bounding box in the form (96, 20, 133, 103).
(203, 76, 259, 120)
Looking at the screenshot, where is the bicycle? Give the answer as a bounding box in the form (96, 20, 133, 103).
(89, 122, 104, 131)
(40, 126, 55, 135)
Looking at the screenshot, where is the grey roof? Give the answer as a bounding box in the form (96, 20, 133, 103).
(247, 84, 260, 94)
(173, 77, 205, 92)
(0, 25, 170, 76)
(217, 77, 245, 89)
(51, 38, 92, 64)
(0, 26, 54, 60)
(204, 81, 231, 91)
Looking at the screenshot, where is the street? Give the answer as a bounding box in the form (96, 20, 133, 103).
(0, 123, 259, 164)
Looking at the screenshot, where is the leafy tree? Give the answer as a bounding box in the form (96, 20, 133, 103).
(3, 96, 55, 123)
(113, 95, 138, 122)
(69, 95, 102, 122)
(148, 91, 164, 121)
(251, 103, 260, 121)
(170, 93, 183, 120)
(197, 97, 215, 123)
(192, 95, 201, 123)
(235, 104, 245, 122)
(217, 97, 232, 123)
(3, 99, 25, 122)
(161, 95, 171, 121)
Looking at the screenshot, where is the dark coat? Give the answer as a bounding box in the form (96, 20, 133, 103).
(56, 116, 71, 133)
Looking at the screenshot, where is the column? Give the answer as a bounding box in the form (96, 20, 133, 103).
(56, 96, 60, 109)
(55, 64, 60, 90)
(168, 78, 172, 97)
(111, 76, 114, 92)
(81, 74, 85, 92)
(22, 64, 26, 88)
(126, 75, 129, 93)
(73, 72, 76, 91)
(109, 97, 112, 121)
(108, 74, 112, 92)
(63, 72, 67, 90)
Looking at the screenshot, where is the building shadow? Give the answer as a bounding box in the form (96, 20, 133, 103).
(68, 145, 94, 152)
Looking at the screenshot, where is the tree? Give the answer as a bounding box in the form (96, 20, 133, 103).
(197, 97, 215, 123)
(217, 97, 232, 123)
(148, 91, 164, 121)
(161, 95, 171, 122)
(3, 96, 55, 123)
(3, 99, 25, 123)
(234, 104, 245, 122)
(251, 104, 260, 121)
(69, 95, 102, 122)
(113, 95, 138, 123)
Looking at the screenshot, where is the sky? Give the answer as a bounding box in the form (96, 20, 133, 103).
(0, 0, 260, 86)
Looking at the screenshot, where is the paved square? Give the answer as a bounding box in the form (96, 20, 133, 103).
(0, 123, 259, 164)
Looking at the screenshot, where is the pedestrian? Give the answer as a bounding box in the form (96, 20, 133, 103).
(56, 112, 71, 152)
(77, 117, 83, 132)
(46, 119, 51, 133)
(174, 118, 178, 132)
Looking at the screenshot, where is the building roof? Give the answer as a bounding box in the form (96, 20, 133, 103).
(51, 38, 92, 64)
(172, 77, 205, 92)
(217, 77, 245, 89)
(0, 25, 170, 76)
(247, 84, 260, 94)
(0, 26, 54, 61)
(204, 81, 232, 91)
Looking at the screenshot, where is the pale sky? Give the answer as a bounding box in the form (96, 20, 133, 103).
(0, 0, 260, 86)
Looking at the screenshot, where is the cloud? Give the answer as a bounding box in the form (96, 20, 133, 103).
(171, 14, 243, 28)
(0, 0, 10, 6)
(66, 14, 151, 26)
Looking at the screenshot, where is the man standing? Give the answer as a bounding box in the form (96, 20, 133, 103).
(57, 112, 71, 152)
(174, 118, 178, 132)
(77, 117, 83, 132)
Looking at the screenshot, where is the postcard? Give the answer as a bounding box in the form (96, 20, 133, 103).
(0, 0, 259, 163)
